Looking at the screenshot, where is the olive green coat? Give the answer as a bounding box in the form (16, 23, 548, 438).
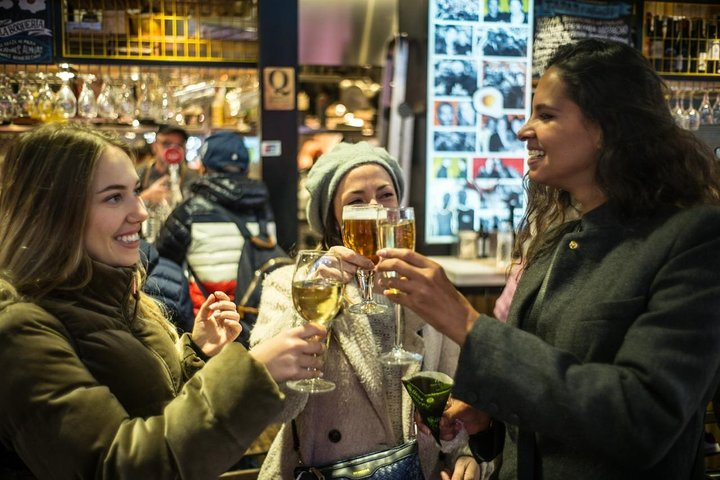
(0, 261, 283, 479)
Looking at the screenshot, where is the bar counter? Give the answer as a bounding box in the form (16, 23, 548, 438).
(427, 256, 508, 315)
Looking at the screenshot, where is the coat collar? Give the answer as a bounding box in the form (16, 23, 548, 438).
(42, 260, 137, 319)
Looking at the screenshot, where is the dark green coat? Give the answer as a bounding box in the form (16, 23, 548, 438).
(454, 203, 720, 479)
(0, 261, 283, 479)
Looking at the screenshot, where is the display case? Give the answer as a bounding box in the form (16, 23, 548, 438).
(642, 1, 720, 77)
(61, 0, 258, 64)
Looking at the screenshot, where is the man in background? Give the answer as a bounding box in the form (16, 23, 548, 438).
(154, 131, 278, 314)
(138, 124, 199, 205)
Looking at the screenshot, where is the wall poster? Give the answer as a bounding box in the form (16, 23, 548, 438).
(426, 0, 533, 244)
(0, 0, 53, 63)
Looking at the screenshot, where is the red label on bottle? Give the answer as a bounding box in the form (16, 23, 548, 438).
(164, 146, 184, 165)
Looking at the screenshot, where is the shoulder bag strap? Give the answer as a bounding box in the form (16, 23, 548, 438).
(212, 203, 279, 303)
(186, 261, 210, 298)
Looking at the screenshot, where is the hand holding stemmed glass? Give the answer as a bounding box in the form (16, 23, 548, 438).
(376, 206, 423, 365)
(286, 250, 345, 394)
(342, 204, 390, 315)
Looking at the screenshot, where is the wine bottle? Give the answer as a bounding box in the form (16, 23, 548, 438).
(662, 17, 674, 73)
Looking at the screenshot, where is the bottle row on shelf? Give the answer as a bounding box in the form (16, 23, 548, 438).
(643, 12, 720, 75)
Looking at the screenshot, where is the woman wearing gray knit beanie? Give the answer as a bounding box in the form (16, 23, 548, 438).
(249, 142, 494, 480)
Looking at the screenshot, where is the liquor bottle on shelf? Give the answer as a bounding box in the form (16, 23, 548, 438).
(689, 19, 701, 73)
(673, 18, 689, 73)
(709, 20, 720, 74)
(662, 17, 674, 73)
(649, 14, 664, 72)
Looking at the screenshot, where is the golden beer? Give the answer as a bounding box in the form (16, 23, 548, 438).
(343, 218, 381, 264)
(378, 219, 415, 250)
(292, 279, 343, 327)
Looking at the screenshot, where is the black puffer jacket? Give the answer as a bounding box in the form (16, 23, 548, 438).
(154, 174, 277, 311)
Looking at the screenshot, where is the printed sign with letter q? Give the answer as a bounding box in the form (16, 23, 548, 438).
(263, 67, 295, 111)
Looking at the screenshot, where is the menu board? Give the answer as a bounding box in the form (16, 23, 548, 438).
(426, 0, 532, 244)
(533, 0, 633, 78)
(0, 0, 53, 63)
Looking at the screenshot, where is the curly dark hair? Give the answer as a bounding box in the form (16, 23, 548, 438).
(517, 38, 720, 266)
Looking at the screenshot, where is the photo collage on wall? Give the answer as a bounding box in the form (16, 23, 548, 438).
(426, 0, 533, 244)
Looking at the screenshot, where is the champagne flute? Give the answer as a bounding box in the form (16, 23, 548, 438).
(377, 206, 423, 365)
(286, 250, 344, 394)
(342, 204, 390, 315)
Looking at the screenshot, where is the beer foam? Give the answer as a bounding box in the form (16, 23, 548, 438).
(342, 205, 381, 220)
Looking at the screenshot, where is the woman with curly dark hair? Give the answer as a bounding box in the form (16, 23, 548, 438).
(378, 38, 720, 479)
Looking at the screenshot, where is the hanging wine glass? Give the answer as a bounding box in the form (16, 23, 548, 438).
(685, 90, 700, 131)
(15, 72, 35, 120)
(699, 90, 714, 126)
(77, 74, 98, 119)
(97, 75, 118, 120)
(55, 70, 77, 119)
(671, 90, 688, 130)
(34, 73, 56, 123)
(116, 76, 135, 124)
(712, 91, 720, 126)
(157, 82, 176, 123)
(0, 75, 16, 124)
(135, 73, 159, 122)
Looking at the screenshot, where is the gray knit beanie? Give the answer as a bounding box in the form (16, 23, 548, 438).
(305, 141, 405, 235)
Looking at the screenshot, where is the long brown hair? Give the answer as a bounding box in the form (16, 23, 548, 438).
(0, 123, 174, 336)
(516, 39, 720, 267)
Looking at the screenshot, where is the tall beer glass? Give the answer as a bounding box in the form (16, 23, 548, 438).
(377, 207, 423, 365)
(286, 250, 344, 394)
(342, 204, 389, 315)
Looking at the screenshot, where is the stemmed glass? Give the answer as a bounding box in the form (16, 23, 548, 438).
(0, 75, 16, 124)
(78, 74, 98, 119)
(699, 90, 714, 126)
(55, 71, 77, 119)
(712, 91, 720, 126)
(685, 90, 700, 131)
(286, 250, 344, 394)
(14, 72, 34, 120)
(35, 73, 56, 122)
(97, 75, 118, 120)
(342, 204, 390, 315)
(671, 90, 688, 129)
(377, 206, 423, 365)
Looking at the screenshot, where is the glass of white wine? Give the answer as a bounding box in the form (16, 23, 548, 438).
(342, 204, 390, 315)
(377, 206, 423, 365)
(286, 250, 344, 394)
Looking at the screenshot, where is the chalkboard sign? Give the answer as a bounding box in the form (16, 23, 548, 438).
(0, 0, 53, 63)
(533, 0, 633, 78)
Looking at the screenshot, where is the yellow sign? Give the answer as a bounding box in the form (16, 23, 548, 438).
(263, 67, 295, 111)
